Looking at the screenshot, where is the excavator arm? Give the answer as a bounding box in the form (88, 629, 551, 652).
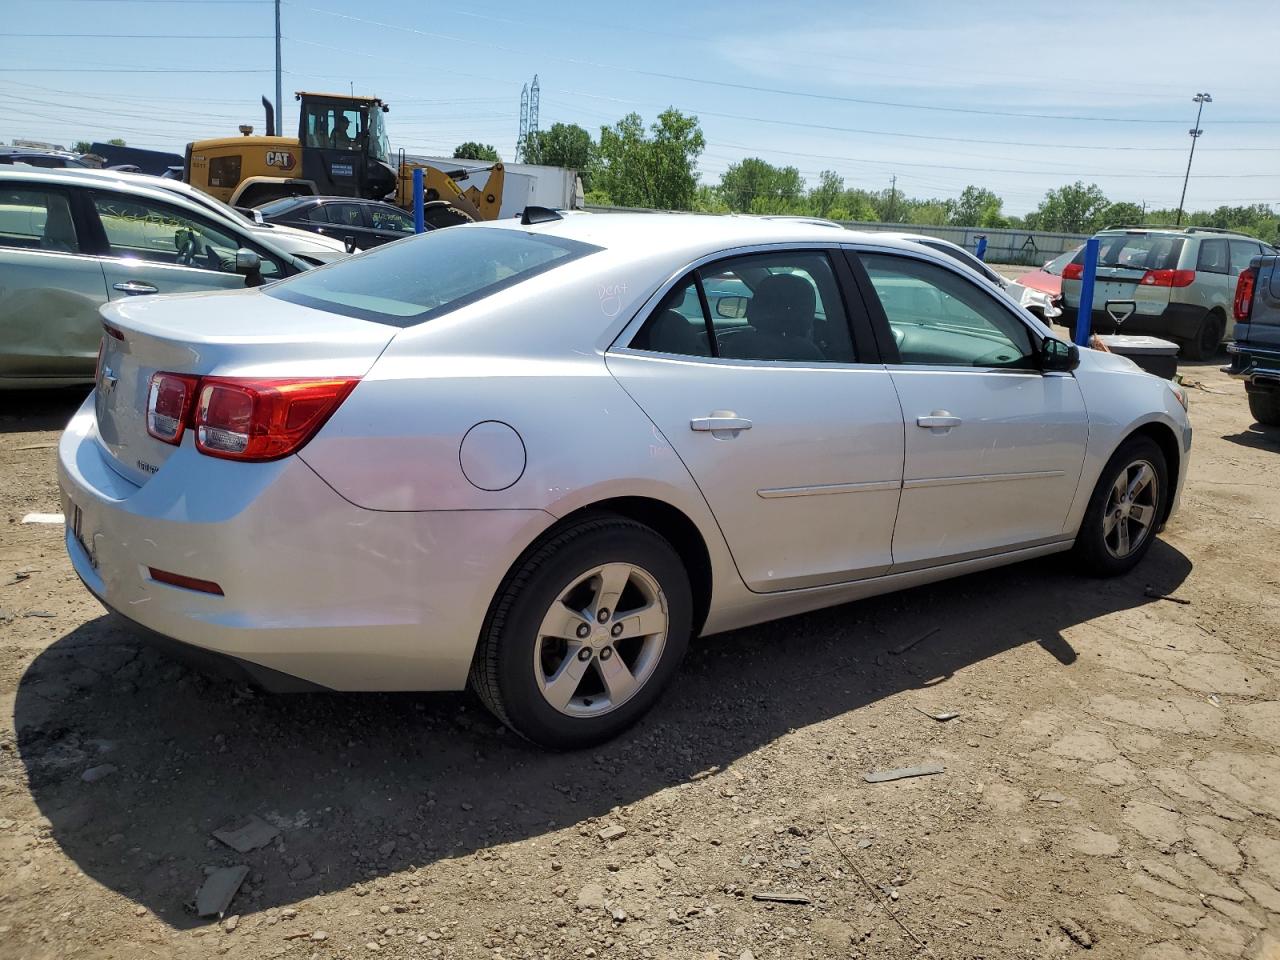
(395, 161, 505, 225)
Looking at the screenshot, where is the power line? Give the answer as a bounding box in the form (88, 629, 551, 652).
(288, 2, 1280, 126)
(0, 68, 272, 73)
(6, 33, 272, 39)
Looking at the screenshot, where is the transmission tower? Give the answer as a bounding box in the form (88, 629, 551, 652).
(516, 74, 540, 162)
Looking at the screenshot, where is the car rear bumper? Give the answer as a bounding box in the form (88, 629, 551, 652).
(58, 393, 554, 691)
(1061, 303, 1206, 341)
(1225, 341, 1280, 392)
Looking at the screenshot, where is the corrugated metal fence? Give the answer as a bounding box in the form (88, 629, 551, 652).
(582, 205, 1088, 266)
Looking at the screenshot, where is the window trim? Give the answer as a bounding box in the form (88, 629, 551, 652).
(611, 243, 883, 367)
(843, 245, 1054, 375)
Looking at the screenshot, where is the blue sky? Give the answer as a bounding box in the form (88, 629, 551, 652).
(4, 0, 1279, 215)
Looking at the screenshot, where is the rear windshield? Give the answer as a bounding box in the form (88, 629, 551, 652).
(1077, 233, 1185, 272)
(267, 226, 601, 326)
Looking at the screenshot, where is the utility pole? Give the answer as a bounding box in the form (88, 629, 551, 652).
(274, 0, 282, 134)
(888, 174, 897, 222)
(1176, 92, 1211, 227)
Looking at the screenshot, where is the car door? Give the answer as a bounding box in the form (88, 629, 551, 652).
(366, 203, 415, 246)
(0, 182, 108, 383)
(84, 190, 283, 300)
(847, 247, 1088, 569)
(607, 247, 905, 592)
(324, 201, 378, 250)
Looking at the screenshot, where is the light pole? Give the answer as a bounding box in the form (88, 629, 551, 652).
(1176, 92, 1211, 227)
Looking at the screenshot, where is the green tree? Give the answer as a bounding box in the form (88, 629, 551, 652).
(1032, 181, 1110, 233)
(72, 140, 92, 154)
(692, 184, 730, 213)
(593, 109, 705, 210)
(948, 186, 1002, 227)
(107, 137, 126, 147)
(523, 123, 591, 167)
(808, 170, 843, 218)
(452, 142, 500, 162)
(718, 157, 804, 213)
(1099, 201, 1144, 227)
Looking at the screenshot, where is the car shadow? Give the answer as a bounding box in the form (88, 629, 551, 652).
(0, 387, 89, 435)
(1223, 424, 1280, 451)
(14, 540, 1191, 927)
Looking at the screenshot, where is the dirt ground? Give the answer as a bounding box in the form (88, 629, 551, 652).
(1, 358, 1278, 960)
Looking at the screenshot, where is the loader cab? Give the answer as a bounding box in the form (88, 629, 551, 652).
(296, 92, 396, 202)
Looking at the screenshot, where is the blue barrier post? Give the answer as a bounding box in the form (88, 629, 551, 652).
(974, 234, 988, 261)
(1074, 236, 1100, 347)
(412, 168, 425, 234)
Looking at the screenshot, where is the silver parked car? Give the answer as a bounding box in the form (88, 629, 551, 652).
(60, 213, 1192, 747)
(1060, 226, 1277, 360)
(0, 167, 317, 388)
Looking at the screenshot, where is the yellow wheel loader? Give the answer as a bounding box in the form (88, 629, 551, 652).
(184, 93, 504, 226)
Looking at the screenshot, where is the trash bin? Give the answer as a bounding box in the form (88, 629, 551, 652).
(1096, 334, 1179, 380)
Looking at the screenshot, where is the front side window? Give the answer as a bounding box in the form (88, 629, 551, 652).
(631, 251, 856, 363)
(266, 226, 601, 327)
(91, 193, 281, 279)
(1197, 238, 1229, 275)
(0, 186, 79, 253)
(860, 253, 1034, 369)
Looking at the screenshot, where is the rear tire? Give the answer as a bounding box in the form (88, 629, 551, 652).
(1072, 435, 1168, 578)
(1249, 389, 1280, 426)
(469, 516, 692, 749)
(1181, 310, 1223, 361)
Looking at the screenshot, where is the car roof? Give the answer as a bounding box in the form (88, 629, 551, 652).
(1097, 226, 1260, 242)
(478, 211, 937, 261)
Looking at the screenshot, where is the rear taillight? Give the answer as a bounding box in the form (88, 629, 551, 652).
(1234, 267, 1258, 321)
(193, 377, 359, 461)
(1140, 269, 1196, 288)
(1062, 262, 1083, 280)
(146, 373, 199, 444)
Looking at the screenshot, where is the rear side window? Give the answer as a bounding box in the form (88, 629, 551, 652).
(0, 186, 79, 253)
(1229, 240, 1260, 276)
(1196, 238, 1229, 274)
(267, 226, 601, 326)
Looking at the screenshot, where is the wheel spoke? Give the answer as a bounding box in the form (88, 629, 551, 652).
(538, 600, 591, 642)
(589, 563, 632, 622)
(1129, 503, 1155, 529)
(596, 649, 638, 704)
(1103, 511, 1120, 536)
(541, 644, 590, 712)
(1111, 471, 1128, 506)
(1116, 517, 1131, 556)
(612, 602, 666, 641)
(1127, 463, 1154, 501)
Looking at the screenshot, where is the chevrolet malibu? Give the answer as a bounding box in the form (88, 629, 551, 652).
(59, 213, 1192, 748)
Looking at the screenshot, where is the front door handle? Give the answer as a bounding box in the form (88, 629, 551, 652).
(113, 281, 159, 296)
(916, 412, 962, 429)
(690, 414, 753, 432)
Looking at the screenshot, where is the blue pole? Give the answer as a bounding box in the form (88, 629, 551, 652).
(412, 168, 425, 234)
(1074, 236, 1100, 347)
(975, 234, 988, 261)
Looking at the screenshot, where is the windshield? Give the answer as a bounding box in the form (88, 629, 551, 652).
(266, 226, 602, 326)
(368, 108, 390, 163)
(171, 184, 256, 225)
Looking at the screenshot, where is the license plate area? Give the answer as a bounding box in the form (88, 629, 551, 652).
(70, 503, 97, 569)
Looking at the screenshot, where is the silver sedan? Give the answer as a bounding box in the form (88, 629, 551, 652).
(59, 213, 1192, 747)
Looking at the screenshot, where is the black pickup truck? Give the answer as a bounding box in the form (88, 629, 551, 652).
(1226, 254, 1280, 425)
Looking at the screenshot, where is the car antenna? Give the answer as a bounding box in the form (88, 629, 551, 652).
(520, 206, 562, 226)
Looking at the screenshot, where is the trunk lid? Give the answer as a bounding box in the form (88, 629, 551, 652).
(93, 287, 396, 486)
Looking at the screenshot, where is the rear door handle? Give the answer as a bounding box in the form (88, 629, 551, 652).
(691, 415, 752, 432)
(916, 413, 962, 429)
(113, 281, 158, 295)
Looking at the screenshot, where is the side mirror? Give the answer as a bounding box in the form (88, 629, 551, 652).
(235, 248, 264, 287)
(715, 295, 748, 319)
(1040, 337, 1079, 372)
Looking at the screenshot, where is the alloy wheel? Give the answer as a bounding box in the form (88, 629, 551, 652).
(532, 563, 668, 717)
(1102, 459, 1159, 559)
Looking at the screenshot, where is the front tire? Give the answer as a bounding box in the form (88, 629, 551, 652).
(1249, 389, 1280, 426)
(469, 516, 692, 749)
(1072, 436, 1168, 577)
